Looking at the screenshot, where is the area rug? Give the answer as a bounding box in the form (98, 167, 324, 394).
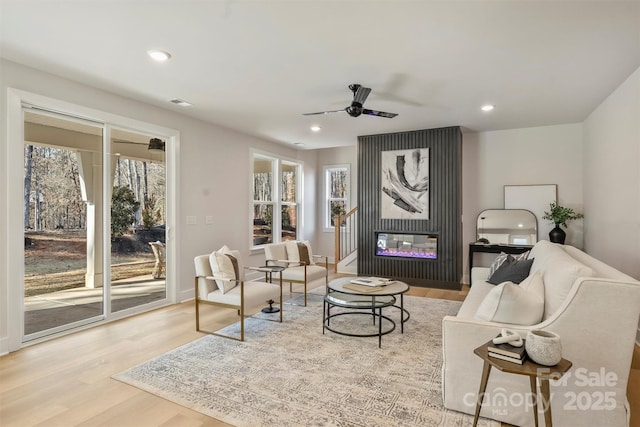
(113, 293, 497, 427)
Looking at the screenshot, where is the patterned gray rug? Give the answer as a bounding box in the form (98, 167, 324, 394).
(113, 293, 497, 427)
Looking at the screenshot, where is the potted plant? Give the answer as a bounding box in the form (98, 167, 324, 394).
(542, 202, 584, 244)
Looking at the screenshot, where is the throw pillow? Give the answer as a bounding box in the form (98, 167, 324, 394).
(474, 272, 545, 325)
(297, 242, 311, 265)
(489, 251, 530, 276)
(209, 246, 243, 294)
(487, 257, 534, 285)
(285, 240, 314, 266)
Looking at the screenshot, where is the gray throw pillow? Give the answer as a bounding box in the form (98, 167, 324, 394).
(487, 258, 534, 285)
(488, 251, 530, 276)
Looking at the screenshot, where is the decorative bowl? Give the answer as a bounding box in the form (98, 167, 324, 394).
(525, 330, 562, 366)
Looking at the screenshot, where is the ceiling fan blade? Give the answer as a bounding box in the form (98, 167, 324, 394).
(302, 109, 345, 116)
(353, 86, 371, 105)
(362, 109, 398, 118)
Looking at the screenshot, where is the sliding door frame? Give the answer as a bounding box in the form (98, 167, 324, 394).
(6, 88, 180, 351)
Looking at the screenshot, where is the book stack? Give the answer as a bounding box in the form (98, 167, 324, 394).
(488, 336, 527, 364)
(349, 277, 394, 287)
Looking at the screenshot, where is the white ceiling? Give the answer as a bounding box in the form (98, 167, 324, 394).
(2, 1, 639, 150)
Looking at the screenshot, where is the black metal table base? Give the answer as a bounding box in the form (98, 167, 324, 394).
(323, 310, 395, 348)
(261, 299, 280, 313)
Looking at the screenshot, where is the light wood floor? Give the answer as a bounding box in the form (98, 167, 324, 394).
(1, 280, 638, 427)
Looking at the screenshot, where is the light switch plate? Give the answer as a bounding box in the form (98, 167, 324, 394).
(186, 215, 197, 225)
(205, 216, 213, 225)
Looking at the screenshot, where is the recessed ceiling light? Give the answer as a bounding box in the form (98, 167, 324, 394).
(294, 142, 304, 146)
(170, 98, 192, 107)
(148, 49, 171, 62)
(310, 125, 321, 132)
(481, 104, 495, 112)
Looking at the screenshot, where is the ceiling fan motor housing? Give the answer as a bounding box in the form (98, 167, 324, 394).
(346, 102, 363, 117)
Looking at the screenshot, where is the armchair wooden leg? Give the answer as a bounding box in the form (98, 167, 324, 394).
(195, 277, 201, 332)
(279, 284, 283, 323)
(240, 306, 245, 342)
(195, 299, 200, 331)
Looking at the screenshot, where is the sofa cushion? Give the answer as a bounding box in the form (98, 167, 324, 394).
(209, 246, 243, 294)
(456, 279, 495, 318)
(474, 272, 545, 325)
(529, 240, 594, 319)
(487, 257, 534, 285)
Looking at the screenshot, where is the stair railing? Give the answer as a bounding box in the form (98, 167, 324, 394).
(334, 206, 358, 272)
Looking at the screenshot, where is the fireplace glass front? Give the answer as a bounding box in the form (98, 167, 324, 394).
(375, 232, 437, 259)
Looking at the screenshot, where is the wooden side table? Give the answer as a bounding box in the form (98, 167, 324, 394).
(472, 341, 572, 427)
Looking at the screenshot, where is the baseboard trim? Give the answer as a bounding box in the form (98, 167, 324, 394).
(0, 337, 8, 356)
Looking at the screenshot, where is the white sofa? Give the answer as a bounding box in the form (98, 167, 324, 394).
(442, 240, 640, 427)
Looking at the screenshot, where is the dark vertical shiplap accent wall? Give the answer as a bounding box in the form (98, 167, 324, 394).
(357, 126, 462, 289)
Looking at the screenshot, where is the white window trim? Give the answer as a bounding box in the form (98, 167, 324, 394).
(250, 149, 303, 249)
(323, 164, 350, 232)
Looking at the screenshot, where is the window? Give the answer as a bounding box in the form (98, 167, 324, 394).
(252, 151, 301, 247)
(324, 164, 350, 231)
(281, 162, 298, 242)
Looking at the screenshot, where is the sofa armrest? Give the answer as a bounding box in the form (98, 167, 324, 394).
(471, 267, 491, 284)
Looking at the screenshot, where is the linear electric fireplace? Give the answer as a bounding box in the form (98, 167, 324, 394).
(375, 232, 438, 260)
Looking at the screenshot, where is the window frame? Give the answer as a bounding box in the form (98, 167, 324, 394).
(323, 164, 350, 232)
(250, 150, 302, 249)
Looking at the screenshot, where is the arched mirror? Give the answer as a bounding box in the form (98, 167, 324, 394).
(476, 209, 537, 245)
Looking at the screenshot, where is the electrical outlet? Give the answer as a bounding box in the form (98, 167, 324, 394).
(205, 216, 213, 225)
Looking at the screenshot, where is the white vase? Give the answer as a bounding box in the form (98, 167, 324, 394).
(525, 330, 562, 366)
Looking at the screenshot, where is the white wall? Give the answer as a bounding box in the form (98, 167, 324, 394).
(461, 124, 584, 282)
(0, 59, 317, 353)
(583, 66, 640, 279)
(314, 146, 358, 259)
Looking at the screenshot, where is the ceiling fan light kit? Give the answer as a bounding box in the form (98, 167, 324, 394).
(304, 83, 398, 119)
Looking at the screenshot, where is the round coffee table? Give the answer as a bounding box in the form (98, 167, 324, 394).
(328, 277, 410, 332)
(323, 277, 411, 347)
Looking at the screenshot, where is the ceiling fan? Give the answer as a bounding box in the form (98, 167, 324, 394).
(304, 84, 398, 118)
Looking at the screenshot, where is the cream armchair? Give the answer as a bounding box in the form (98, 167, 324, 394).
(263, 240, 328, 306)
(194, 247, 282, 341)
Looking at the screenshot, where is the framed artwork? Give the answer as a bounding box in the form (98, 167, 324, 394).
(381, 148, 430, 219)
(504, 184, 557, 241)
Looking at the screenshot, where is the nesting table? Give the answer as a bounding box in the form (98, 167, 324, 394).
(323, 277, 410, 347)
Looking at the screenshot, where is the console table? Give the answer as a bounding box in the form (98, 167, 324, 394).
(468, 243, 532, 281)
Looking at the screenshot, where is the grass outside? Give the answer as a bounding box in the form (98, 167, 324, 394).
(25, 230, 157, 297)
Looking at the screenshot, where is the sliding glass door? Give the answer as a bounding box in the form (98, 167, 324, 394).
(22, 110, 168, 341)
(23, 111, 106, 338)
(110, 129, 166, 313)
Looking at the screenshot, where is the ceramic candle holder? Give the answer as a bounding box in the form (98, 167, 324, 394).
(525, 330, 562, 366)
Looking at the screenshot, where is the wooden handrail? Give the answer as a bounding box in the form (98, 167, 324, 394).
(334, 206, 358, 272)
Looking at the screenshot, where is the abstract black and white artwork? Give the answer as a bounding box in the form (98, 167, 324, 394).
(381, 148, 429, 219)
